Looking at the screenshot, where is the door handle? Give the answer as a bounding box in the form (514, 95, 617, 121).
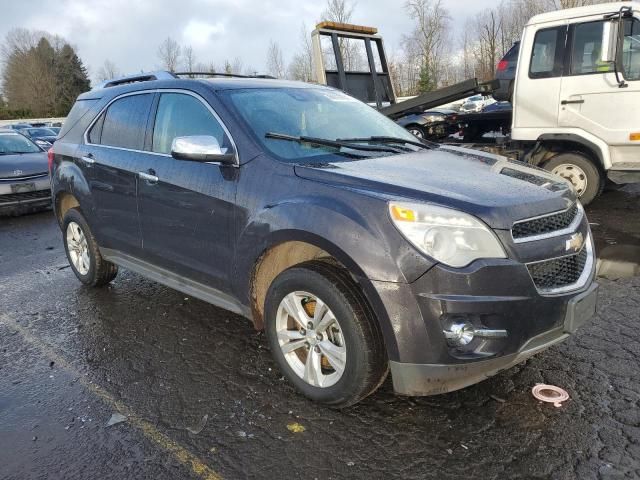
(138, 171, 159, 184)
(81, 155, 96, 165)
(561, 99, 585, 105)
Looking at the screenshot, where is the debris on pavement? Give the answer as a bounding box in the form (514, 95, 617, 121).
(186, 414, 208, 434)
(286, 422, 305, 433)
(490, 395, 506, 403)
(531, 384, 570, 408)
(106, 413, 127, 427)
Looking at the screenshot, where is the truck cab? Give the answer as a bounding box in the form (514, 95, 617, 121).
(512, 2, 640, 204)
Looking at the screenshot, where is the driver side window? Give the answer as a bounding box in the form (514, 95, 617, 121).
(152, 93, 228, 155)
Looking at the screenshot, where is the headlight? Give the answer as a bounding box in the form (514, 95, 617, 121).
(389, 202, 506, 267)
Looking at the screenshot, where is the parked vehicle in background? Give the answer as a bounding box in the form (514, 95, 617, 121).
(482, 101, 512, 113)
(312, 3, 640, 206)
(47, 127, 62, 135)
(395, 108, 457, 139)
(51, 72, 597, 407)
(19, 127, 58, 148)
(0, 130, 51, 215)
(494, 42, 520, 102)
(459, 95, 495, 113)
(7, 123, 33, 130)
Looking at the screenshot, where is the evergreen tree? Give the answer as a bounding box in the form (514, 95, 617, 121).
(54, 44, 90, 116)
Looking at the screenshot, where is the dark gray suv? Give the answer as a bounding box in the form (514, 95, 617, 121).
(50, 72, 598, 407)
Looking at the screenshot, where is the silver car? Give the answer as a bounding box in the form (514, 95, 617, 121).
(0, 130, 51, 215)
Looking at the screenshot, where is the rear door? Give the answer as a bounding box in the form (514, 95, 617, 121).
(136, 90, 238, 292)
(80, 92, 154, 256)
(559, 16, 640, 168)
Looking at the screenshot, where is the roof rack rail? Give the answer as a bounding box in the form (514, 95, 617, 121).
(94, 71, 178, 90)
(173, 71, 276, 79)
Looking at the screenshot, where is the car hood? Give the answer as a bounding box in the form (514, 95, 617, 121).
(0, 151, 48, 179)
(293, 146, 575, 230)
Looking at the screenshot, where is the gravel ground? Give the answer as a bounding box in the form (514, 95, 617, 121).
(0, 186, 638, 480)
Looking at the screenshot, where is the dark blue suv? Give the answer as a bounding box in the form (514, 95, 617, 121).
(50, 72, 598, 407)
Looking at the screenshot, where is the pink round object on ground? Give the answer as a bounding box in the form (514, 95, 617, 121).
(531, 384, 570, 407)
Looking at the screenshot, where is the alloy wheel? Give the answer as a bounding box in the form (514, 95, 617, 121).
(66, 221, 90, 275)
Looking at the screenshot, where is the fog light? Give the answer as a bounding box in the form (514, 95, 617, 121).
(444, 322, 475, 346)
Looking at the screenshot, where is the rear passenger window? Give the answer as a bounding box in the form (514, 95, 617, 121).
(152, 93, 228, 155)
(529, 26, 566, 79)
(100, 93, 153, 150)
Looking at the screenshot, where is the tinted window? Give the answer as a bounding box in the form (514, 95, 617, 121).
(88, 113, 105, 144)
(152, 93, 227, 155)
(530, 27, 566, 78)
(623, 18, 640, 81)
(570, 21, 612, 75)
(100, 93, 153, 150)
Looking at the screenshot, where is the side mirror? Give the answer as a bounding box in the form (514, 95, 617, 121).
(171, 135, 236, 165)
(601, 21, 619, 63)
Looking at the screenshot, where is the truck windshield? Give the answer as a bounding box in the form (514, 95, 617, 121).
(225, 87, 418, 162)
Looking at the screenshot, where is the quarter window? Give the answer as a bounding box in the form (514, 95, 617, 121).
(152, 93, 228, 155)
(99, 93, 153, 150)
(569, 21, 612, 75)
(622, 18, 640, 81)
(529, 26, 566, 78)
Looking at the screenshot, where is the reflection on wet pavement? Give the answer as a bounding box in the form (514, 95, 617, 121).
(587, 184, 640, 280)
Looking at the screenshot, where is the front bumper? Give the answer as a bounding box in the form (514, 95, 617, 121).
(0, 176, 52, 215)
(389, 281, 597, 396)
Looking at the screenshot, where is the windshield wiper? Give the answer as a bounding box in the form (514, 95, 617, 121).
(265, 132, 405, 155)
(336, 136, 434, 150)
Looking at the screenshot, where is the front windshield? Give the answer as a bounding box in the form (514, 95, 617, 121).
(225, 87, 418, 162)
(0, 134, 41, 154)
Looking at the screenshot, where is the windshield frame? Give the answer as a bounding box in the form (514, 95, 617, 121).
(220, 86, 420, 165)
(0, 133, 43, 155)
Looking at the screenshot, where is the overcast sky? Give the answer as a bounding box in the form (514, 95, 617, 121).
(1, 0, 496, 82)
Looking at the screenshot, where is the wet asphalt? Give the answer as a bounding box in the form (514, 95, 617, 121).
(1, 186, 639, 480)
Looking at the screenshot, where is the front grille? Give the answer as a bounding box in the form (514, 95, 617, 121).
(0, 189, 51, 204)
(512, 204, 579, 240)
(527, 247, 588, 291)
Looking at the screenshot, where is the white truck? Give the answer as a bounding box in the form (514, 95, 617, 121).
(311, 2, 640, 205)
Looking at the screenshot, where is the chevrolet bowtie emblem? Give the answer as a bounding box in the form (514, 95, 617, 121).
(566, 232, 584, 253)
(13, 169, 23, 176)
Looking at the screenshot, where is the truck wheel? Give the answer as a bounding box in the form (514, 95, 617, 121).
(62, 208, 118, 287)
(543, 153, 604, 206)
(264, 261, 387, 408)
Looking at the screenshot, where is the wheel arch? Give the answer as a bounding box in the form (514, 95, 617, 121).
(530, 133, 607, 170)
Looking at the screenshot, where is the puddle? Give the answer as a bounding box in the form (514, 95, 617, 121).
(596, 244, 640, 280)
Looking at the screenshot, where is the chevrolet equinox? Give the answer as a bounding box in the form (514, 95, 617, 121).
(50, 72, 598, 407)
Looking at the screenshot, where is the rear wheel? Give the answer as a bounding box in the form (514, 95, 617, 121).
(543, 152, 604, 206)
(265, 261, 387, 407)
(62, 208, 118, 286)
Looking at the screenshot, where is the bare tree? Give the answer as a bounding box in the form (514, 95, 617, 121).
(320, 0, 365, 71)
(231, 57, 244, 75)
(288, 23, 314, 82)
(157, 37, 181, 72)
(403, 0, 450, 92)
(96, 59, 120, 82)
(266, 40, 286, 78)
(183, 45, 196, 74)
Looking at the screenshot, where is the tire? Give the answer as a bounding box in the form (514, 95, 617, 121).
(542, 152, 604, 206)
(405, 124, 425, 139)
(62, 208, 118, 287)
(265, 260, 387, 408)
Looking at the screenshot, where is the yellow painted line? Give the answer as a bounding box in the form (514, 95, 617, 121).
(0, 314, 222, 480)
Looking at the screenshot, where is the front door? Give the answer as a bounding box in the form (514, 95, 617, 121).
(137, 91, 238, 292)
(80, 92, 155, 256)
(559, 16, 640, 168)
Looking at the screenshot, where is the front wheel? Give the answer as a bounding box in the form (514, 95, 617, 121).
(265, 261, 387, 407)
(543, 152, 604, 206)
(406, 124, 425, 139)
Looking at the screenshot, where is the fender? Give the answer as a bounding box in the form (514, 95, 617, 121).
(51, 159, 95, 227)
(529, 131, 610, 169)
